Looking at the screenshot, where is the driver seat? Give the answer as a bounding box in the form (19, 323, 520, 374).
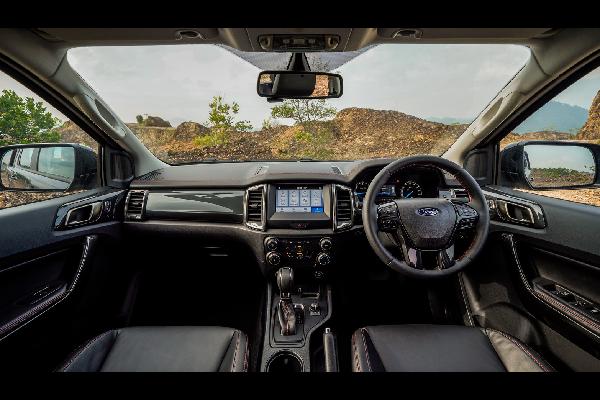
(351, 325, 553, 372)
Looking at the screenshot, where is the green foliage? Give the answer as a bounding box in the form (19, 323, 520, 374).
(262, 117, 276, 130)
(196, 96, 252, 148)
(0, 89, 61, 146)
(136, 114, 144, 124)
(270, 99, 337, 125)
(207, 96, 252, 132)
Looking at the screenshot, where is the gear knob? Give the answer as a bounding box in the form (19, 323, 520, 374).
(276, 267, 294, 298)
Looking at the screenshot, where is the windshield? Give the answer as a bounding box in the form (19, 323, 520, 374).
(67, 44, 530, 164)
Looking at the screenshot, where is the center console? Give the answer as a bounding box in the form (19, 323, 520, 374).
(256, 182, 346, 372)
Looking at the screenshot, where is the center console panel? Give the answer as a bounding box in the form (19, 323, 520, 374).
(264, 236, 334, 279)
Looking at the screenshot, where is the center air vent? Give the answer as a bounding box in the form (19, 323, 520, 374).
(125, 190, 148, 220)
(334, 185, 354, 231)
(245, 185, 266, 230)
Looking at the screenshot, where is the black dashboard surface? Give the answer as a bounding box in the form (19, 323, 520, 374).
(130, 159, 463, 189)
(130, 159, 398, 189)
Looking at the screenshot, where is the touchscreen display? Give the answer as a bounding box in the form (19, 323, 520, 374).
(276, 186, 324, 213)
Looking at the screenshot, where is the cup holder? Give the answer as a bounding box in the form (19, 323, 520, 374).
(266, 351, 303, 372)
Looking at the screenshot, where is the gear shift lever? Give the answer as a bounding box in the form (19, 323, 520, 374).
(276, 267, 294, 299)
(276, 267, 296, 336)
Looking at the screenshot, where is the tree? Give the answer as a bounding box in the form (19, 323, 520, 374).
(195, 96, 253, 148)
(270, 99, 337, 125)
(206, 96, 252, 132)
(136, 115, 144, 124)
(0, 89, 61, 146)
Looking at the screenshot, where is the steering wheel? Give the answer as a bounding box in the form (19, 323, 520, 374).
(362, 155, 489, 278)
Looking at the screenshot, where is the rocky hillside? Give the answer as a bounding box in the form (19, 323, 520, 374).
(54, 107, 468, 163)
(55, 94, 600, 164)
(577, 90, 600, 140)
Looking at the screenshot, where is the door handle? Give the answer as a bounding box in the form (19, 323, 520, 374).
(496, 200, 535, 226)
(64, 201, 103, 227)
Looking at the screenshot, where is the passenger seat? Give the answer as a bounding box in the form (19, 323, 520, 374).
(58, 326, 248, 372)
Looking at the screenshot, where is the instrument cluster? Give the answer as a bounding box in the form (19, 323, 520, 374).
(353, 166, 443, 209)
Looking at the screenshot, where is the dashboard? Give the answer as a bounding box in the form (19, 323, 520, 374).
(124, 159, 468, 273)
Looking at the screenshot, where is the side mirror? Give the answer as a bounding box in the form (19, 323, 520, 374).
(257, 71, 343, 99)
(0, 143, 97, 192)
(500, 141, 599, 190)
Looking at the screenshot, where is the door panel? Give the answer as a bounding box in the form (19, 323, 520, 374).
(0, 189, 125, 345)
(462, 185, 600, 370)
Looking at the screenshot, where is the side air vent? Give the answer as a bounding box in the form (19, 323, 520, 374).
(331, 165, 342, 174)
(125, 190, 148, 220)
(333, 185, 354, 231)
(245, 185, 266, 230)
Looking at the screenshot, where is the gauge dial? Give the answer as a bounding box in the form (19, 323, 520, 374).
(400, 181, 423, 199)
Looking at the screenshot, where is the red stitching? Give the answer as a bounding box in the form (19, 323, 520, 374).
(231, 331, 241, 372)
(60, 330, 115, 371)
(243, 336, 249, 372)
(491, 329, 551, 372)
(360, 328, 372, 372)
(351, 332, 361, 372)
(536, 290, 600, 332)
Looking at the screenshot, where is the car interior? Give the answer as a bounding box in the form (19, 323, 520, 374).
(0, 27, 599, 372)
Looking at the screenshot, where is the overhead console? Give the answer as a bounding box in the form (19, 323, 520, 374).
(244, 183, 354, 232)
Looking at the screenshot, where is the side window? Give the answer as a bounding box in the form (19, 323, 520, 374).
(499, 66, 600, 207)
(0, 70, 100, 210)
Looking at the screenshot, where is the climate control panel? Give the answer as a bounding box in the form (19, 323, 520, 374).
(264, 236, 334, 278)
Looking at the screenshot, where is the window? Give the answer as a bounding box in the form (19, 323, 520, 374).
(499, 65, 600, 207)
(37, 147, 75, 181)
(0, 70, 100, 209)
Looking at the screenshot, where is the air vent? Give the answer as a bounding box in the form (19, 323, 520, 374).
(334, 185, 354, 231)
(125, 190, 148, 220)
(245, 185, 266, 230)
(331, 165, 342, 174)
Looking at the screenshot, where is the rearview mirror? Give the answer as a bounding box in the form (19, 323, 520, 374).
(500, 141, 599, 190)
(0, 143, 97, 192)
(257, 71, 343, 99)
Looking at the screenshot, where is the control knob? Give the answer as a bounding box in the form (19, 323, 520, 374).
(265, 237, 280, 251)
(319, 237, 333, 251)
(266, 251, 282, 266)
(316, 252, 331, 267)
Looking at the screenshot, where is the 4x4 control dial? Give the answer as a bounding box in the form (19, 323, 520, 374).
(266, 251, 282, 266)
(316, 252, 331, 266)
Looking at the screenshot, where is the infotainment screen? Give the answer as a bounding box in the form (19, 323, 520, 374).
(276, 185, 324, 213)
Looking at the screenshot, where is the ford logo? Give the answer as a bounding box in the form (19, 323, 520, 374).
(417, 207, 440, 216)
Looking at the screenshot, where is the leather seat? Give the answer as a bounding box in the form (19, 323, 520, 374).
(351, 324, 553, 372)
(58, 326, 248, 372)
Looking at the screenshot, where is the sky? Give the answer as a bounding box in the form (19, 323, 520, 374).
(525, 144, 596, 172)
(3, 43, 598, 131)
(63, 43, 534, 128)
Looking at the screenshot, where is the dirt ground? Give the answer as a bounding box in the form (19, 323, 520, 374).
(516, 188, 600, 207)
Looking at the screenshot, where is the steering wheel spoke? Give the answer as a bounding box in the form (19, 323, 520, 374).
(377, 201, 400, 232)
(398, 238, 456, 270)
(453, 203, 479, 233)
